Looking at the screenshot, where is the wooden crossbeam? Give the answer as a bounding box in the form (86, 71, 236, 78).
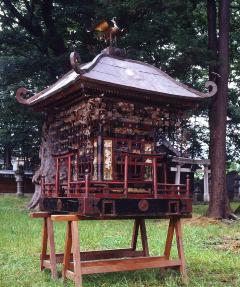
(43, 249, 145, 263)
(68, 256, 181, 275)
(51, 214, 79, 221)
(30, 212, 50, 218)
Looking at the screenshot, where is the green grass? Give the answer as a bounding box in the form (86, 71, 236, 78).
(0, 195, 240, 287)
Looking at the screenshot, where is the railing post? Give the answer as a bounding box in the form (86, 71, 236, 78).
(85, 173, 89, 197)
(161, 163, 167, 194)
(124, 154, 128, 196)
(76, 154, 79, 181)
(186, 175, 190, 197)
(152, 157, 158, 198)
(163, 163, 167, 185)
(97, 124, 104, 181)
(55, 158, 59, 197)
(67, 156, 71, 195)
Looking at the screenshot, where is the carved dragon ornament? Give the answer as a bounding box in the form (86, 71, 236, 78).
(16, 87, 33, 105)
(204, 80, 218, 97)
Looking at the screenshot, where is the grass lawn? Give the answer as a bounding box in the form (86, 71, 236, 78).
(0, 195, 240, 287)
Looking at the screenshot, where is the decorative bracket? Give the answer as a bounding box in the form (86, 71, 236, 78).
(204, 81, 217, 97)
(70, 51, 83, 74)
(16, 87, 33, 105)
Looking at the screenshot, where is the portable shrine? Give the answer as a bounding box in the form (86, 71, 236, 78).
(17, 37, 216, 286)
(17, 46, 215, 218)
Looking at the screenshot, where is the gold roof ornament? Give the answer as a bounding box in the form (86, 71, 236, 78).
(94, 18, 126, 46)
(95, 20, 109, 32)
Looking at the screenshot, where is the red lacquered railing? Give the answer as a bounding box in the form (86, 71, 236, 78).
(42, 152, 190, 199)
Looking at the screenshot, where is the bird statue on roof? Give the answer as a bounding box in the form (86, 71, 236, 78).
(94, 17, 126, 46)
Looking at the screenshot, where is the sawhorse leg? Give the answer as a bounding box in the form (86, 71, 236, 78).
(62, 220, 82, 287)
(40, 216, 57, 279)
(31, 212, 58, 279)
(131, 218, 149, 256)
(164, 217, 188, 285)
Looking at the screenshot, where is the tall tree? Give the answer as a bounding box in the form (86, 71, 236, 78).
(207, 0, 232, 218)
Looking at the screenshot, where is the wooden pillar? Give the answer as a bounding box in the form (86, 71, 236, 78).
(55, 158, 60, 196)
(163, 163, 167, 185)
(75, 155, 79, 181)
(186, 175, 190, 197)
(67, 155, 71, 194)
(97, 124, 104, 181)
(203, 165, 210, 202)
(124, 154, 128, 195)
(85, 173, 89, 197)
(152, 157, 158, 198)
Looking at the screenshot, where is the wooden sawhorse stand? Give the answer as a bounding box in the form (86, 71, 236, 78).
(49, 215, 188, 287)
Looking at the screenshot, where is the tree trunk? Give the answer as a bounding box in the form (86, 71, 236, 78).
(207, 0, 232, 218)
(207, 0, 218, 80)
(28, 120, 56, 209)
